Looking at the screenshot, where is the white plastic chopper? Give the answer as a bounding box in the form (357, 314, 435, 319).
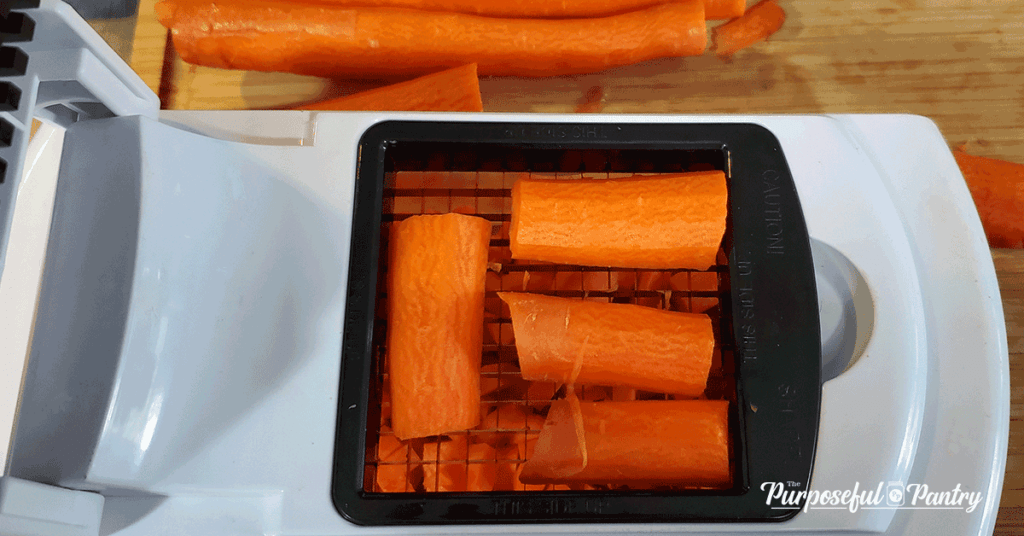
(0, 1, 1009, 535)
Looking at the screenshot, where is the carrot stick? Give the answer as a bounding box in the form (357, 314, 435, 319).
(499, 293, 714, 397)
(520, 400, 730, 486)
(713, 0, 785, 56)
(298, 64, 482, 112)
(953, 150, 1024, 249)
(155, 0, 707, 78)
(387, 213, 491, 440)
(510, 171, 727, 270)
(705, 0, 745, 19)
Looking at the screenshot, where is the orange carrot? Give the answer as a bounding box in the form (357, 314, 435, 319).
(298, 64, 482, 112)
(387, 213, 491, 440)
(263, 0, 738, 19)
(155, 0, 707, 78)
(713, 0, 785, 56)
(423, 435, 470, 491)
(705, 0, 745, 19)
(520, 400, 730, 486)
(510, 172, 727, 270)
(375, 435, 418, 491)
(467, 443, 498, 491)
(499, 293, 714, 397)
(953, 150, 1024, 248)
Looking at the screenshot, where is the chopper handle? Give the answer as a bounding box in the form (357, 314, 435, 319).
(0, 0, 159, 282)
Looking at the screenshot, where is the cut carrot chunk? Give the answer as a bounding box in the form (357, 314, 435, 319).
(510, 172, 727, 270)
(705, 0, 745, 19)
(423, 436, 470, 491)
(156, 0, 707, 78)
(299, 64, 482, 112)
(953, 150, 1024, 248)
(713, 0, 785, 57)
(520, 400, 731, 487)
(387, 213, 491, 439)
(467, 444, 498, 491)
(500, 293, 714, 397)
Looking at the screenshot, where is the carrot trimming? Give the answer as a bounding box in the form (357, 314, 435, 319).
(953, 150, 1024, 249)
(155, 0, 707, 78)
(510, 171, 728, 270)
(713, 0, 785, 56)
(520, 400, 731, 486)
(386, 213, 491, 440)
(298, 64, 482, 112)
(499, 293, 714, 397)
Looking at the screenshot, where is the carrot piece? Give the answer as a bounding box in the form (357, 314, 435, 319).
(520, 400, 731, 487)
(387, 213, 491, 440)
(155, 0, 707, 78)
(467, 443, 498, 491)
(705, 0, 745, 19)
(375, 434, 419, 492)
(423, 436, 470, 491)
(510, 172, 727, 271)
(499, 293, 714, 397)
(953, 150, 1024, 248)
(713, 0, 785, 56)
(298, 64, 482, 112)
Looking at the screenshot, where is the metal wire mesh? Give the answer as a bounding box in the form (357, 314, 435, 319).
(366, 166, 736, 493)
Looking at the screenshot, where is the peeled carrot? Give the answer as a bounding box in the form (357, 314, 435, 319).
(155, 0, 707, 78)
(499, 293, 714, 397)
(269, 0, 739, 19)
(387, 213, 491, 440)
(705, 0, 745, 19)
(713, 0, 785, 56)
(510, 172, 727, 270)
(298, 64, 482, 112)
(953, 150, 1024, 248)
(520, 400, 730, 486)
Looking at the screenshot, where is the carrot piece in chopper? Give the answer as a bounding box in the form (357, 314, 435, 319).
(520, 400, 731, 487)
(499, 293, 714, 397)
(387, 213, 491, 440)
(509, 172, 727, 270)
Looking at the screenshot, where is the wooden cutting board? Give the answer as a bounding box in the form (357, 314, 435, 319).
(130, 0, 1023, 529)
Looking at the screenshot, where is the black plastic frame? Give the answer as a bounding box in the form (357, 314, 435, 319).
(333, 121, 821, 525)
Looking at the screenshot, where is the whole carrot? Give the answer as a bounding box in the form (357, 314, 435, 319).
(155, 0, 707, 78)
(267, 0, 742, 20)
(298, 64, 482, 112)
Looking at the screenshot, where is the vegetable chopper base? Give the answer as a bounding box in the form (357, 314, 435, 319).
(0, 2, 1009, 536)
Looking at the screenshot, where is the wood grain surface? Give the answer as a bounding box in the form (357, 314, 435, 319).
(126, 0, 1024, 530)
